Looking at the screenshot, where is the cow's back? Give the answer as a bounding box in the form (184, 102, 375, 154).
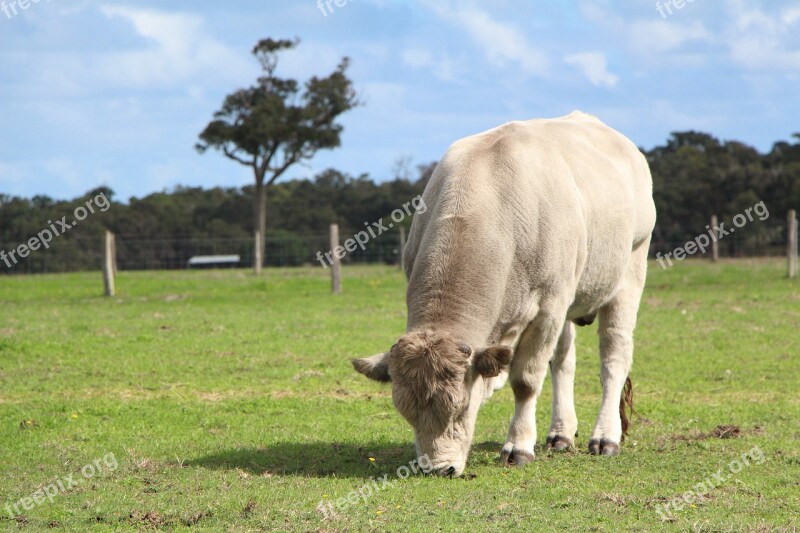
(404, 112, 655, 343)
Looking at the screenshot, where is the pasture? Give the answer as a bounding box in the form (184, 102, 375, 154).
(0, 261, 798, 531)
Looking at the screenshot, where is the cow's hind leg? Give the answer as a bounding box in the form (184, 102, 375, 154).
(546, 321, 578, 451)
(589, 240, 649, 456)
(501, 309, 566, 466)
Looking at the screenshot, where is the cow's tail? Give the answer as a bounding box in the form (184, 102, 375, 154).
(619, 376, 634, 443)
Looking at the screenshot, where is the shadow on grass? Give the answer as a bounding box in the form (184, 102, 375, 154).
(188, 441, 416, 479)
(188, 440, 506, 479)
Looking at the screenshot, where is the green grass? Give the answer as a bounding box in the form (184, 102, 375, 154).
(1, 261, 798, 531)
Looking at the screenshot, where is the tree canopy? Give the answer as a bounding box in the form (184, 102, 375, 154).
(196, 38, 359, 273)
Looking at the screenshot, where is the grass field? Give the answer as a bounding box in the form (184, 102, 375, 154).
(1, 260, 798, 531)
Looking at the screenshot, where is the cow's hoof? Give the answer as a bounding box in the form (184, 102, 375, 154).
(588, 439, 620, 456)
(546, 435, 574, 452)
(501, 448, 535, 466)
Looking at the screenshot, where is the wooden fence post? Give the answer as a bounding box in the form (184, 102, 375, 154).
(711, 215, 719, 262)
(103, 230, 116, 297)
(399, 226, 406, 271)
(330, 223, 341, 294)
(788, 209, 798, 279)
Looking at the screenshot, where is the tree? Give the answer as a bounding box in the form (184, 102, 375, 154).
(196, 38, 359, 274)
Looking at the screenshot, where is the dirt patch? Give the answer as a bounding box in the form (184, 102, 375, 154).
(712, 424, 742, 439)
(127, 450, 160, 473)
(182, 511, 213, 526)
(667, 424, 761, 444)
(268, 389, 390, 401)
(129, 511, 166, 528)
(241, 499, 257, 517)
(197, 391, 239, 402)
(128, 509, 213, 528)
(598, 492, 631, 506)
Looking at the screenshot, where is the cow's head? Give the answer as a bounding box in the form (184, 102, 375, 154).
(352, 330, 512, 477)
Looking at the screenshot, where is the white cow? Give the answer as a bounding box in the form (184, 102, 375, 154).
(353, 111, 656, 476)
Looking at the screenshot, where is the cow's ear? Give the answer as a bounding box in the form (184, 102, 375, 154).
(472, 345, 513, 378)
(352, 352, 391, 382)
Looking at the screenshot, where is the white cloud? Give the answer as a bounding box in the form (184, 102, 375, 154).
(564, 52, 618, 88)
(402, 48, 462, 81)
(723, 4, 800, 71)
(422, 3, 549, 77)
(782, 6, 800, 25)
(577, 0, 625, 33)
(627, 20, 712, 55)
(98, 5, 252, 88)
(453, 9, 548, 76)
(576, 1, 712, 67)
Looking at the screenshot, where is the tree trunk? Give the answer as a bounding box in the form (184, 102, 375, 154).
(254, 176, 267, 275)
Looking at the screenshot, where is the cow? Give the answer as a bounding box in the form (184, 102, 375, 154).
(352, 111, 656, 477)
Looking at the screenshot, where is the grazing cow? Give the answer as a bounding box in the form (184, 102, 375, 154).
(353, 111, 656, 477)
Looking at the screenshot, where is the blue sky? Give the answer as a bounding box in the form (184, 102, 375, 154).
(1, 0, 799, 201)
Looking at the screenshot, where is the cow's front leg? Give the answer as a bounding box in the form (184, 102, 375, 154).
(546, 321, 578, 451)
(501, 313, 564, 466)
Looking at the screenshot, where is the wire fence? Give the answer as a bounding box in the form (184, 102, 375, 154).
(0, 217, 795, 275)
(0, 233, 406, 274)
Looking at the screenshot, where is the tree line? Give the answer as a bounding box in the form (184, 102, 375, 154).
(1, 129, 799, 273)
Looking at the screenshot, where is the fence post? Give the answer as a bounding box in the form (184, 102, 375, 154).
(253, 230, 263, 275)
(330, 223, 341, 294)
(710, 215, 719, 262)
(788, 209, 798, 279)
(103, 230, 116, 297)
(399, 226, 406, 271)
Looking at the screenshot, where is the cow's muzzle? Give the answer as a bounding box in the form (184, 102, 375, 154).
(431, 465, 458, 478)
